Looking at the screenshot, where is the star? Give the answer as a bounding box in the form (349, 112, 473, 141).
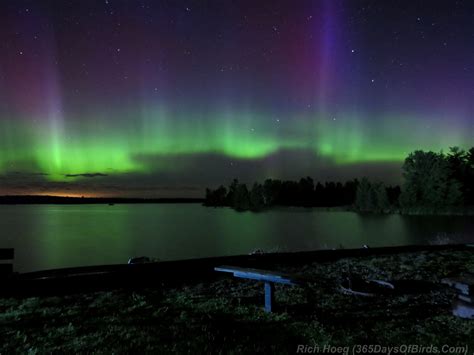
(351, 49, 355, 53)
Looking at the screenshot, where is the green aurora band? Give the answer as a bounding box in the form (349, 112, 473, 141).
(0, 106, 468, 182)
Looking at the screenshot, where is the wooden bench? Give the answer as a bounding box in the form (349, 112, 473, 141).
(0, 248, 14, 278)
(215, 265, 305, 312)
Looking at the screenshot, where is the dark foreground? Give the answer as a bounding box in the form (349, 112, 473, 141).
(1, 249, 474, 353)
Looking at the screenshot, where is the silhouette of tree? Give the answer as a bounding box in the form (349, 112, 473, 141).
(204, 185, 227, 206)
(263, 179, 281, 206)
(249, 183, 265, 211)
(354, 178, 374, 212)
(232, 183, 251, 211)
(373, 182, 390, 212)
(280, 180, 298, 206)
(400, 150, 463, 210)
(386, 185, 401, 206)
(343, 179, 359, 206)
(447, 146, 469, 204)
(354, 178, 390, 213)
(226, 179, 239, 205)
(205, 147, 472, 212)
(467, 148, 474, 204)
(314, 182, 325, 206)
(297, 177, 314, 207)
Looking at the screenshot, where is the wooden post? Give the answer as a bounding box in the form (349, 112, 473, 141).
(0, 248, 14, 278)
(264, 282, 274, 313)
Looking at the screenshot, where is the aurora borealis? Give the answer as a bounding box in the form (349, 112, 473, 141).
(1, 1, 473, 197)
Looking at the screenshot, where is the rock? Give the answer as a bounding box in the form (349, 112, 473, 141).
(441, 275, 474, 295)
(452, 298, 474, 319)
(128, 256, 151, 264)
(340, 277, 394, 297)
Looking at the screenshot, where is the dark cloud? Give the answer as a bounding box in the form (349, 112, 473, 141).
(11, 172, 50, 176)
(130, 149, 403, 187)
(64, 173, 109, 178)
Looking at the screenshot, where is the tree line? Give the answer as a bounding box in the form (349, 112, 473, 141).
(346, 146, 474, 213)
(204, 178, 364, 211)
(204, 146, 474, 213)
(398, 147, 474, 212)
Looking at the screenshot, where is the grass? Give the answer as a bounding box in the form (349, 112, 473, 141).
(1, 250, 474, 353)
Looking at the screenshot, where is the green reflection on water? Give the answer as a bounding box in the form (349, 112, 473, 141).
(0, 204, 472, 272)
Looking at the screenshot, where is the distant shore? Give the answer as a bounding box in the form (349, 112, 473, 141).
(205, 204, 474, 216)
(0, 195, 204, 205)
(2, 197, 473, 216)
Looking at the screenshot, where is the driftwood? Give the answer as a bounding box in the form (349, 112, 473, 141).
(340, 278, 394, 297)
(340, 277, 439, 297)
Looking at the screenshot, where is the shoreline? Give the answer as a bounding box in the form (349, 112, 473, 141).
(205, 204, 474, 216)
(3, 244, 473, 296)
(1, 198, 473, 216)
(0, 195, 204, 205)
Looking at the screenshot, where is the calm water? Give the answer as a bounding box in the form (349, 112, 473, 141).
(1, 204, 473, 272)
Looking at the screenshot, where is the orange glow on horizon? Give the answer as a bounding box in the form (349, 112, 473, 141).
(9, 191, 105, 198)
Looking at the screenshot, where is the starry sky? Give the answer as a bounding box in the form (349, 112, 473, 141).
(0, 0, 473, 197)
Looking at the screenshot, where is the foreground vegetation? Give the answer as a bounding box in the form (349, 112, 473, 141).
(205, 147, 474, 214)
(1, 250, 473, 353)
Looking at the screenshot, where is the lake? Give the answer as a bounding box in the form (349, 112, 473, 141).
(1, 204, 473, 272)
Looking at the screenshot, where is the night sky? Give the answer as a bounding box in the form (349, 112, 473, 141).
(0, 0, 473, 197)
